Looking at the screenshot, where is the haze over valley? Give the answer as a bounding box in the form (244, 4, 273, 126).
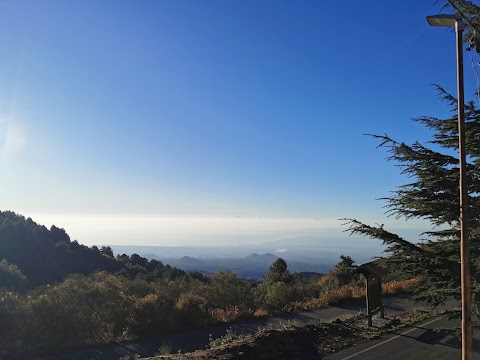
(111, 235, 385, 279)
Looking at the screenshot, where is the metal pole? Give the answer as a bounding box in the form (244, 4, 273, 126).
(455, 19, 472, 360)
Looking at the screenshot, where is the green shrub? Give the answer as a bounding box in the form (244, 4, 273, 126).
(0, 291, 30, 358)
(0, 259, 29, 292)
(175, 292, 208, 327)
(203, 270, 254, 312)
(28, 272, 129, 352)
(263, 281, 295, 311)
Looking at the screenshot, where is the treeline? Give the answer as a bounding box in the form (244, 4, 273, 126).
(0, 211, 185, 286)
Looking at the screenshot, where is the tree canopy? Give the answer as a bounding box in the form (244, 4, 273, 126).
(344, 84, 480, 318)
(0, 211, 185, 286)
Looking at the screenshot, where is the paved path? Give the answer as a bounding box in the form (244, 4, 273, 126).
(326, 316, 480, 360)
(37, 294, 446, 360)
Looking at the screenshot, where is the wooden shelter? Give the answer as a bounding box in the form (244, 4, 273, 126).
(352, 262, 388, 327)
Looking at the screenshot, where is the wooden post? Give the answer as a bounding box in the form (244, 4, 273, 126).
(379, 277, 385, 319)
(365, 275, 372, 327)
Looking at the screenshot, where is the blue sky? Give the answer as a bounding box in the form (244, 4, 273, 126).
(0, 0, 477, 247)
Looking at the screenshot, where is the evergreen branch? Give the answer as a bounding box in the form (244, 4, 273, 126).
(433, 84, 458, 108)
(340, 219, 423, 253)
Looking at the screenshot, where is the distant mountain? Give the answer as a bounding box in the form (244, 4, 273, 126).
(177, 256, 204, 266)
(112, 234, 388, 276)
(111, 238, 379, 266)
(143, 253, 161, 260)
(147, 252, 330, 281)
(244, 253, 278, 262)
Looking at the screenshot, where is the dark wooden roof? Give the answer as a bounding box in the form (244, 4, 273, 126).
(351, 261, 388, 277)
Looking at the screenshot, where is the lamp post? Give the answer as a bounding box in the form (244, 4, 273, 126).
(426, 14, 471, 360)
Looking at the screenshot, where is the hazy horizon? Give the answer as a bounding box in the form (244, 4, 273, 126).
(19, 211, 430, 251)
(1, 1, 464, 251)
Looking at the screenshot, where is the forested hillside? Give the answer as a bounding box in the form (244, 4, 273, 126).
(0, 211, 185, 286)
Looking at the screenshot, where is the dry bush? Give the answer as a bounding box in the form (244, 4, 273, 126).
(134, 293, 159, 307)
(317, 273, 331, 286)
(175, 292, 208, 327)
(298, 278, 418, 310)
(324, 285, 364, 304)
(253, 308, 269, 317)
(175, 292, 206, 310)
(296, 296, 329, 310)
(209, 306, 242, 322)
(296, 285, 365, 310)
(382, 278, 418, 294)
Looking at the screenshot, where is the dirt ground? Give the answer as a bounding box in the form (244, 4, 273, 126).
(142, 310, 436, 360)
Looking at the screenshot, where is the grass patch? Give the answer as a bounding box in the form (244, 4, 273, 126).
(157, 342, 173, 356)
(208, 327, 247, 349)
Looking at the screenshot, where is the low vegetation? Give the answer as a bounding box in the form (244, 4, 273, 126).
(0, 211, 416, 359)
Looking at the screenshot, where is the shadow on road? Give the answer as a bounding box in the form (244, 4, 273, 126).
(441, 337, 480, 353)
(389, 328, 480, 353)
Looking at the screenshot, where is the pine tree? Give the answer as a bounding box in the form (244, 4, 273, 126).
(344, 85, 480, 317)
(262, 258, 293, 285)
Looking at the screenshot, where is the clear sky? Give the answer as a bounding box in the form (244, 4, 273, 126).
(0, 0, 478, 247)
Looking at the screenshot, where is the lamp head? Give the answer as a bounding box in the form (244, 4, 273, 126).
(426, 14, 462, 27)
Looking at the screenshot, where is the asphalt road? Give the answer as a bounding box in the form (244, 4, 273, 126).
(37, 294, 450, 360)
(326, 316, 480, 360)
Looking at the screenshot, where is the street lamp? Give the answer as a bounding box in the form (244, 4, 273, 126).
(426, 13, 472, 360)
